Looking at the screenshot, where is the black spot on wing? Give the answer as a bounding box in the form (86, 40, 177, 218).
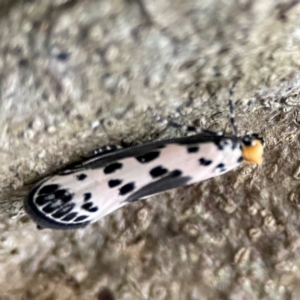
(50, 210, 64, 218)
(83, 192, 92, 201)
(187, 146, 199, 153)
(81, 202, 99, 212)
(150, 166, 168, 178)
(61, 212, 78, 221)
(88, 206, 98, 212)
(35, 195, 54, 206)
(52, 203, 75, 219)
(76, 173, 87, 181)
(216, 163, 226, 172)
(81, 202, 93, 210)
(214, 138, 238, 151)
(103, 162, 123, 174)
(213, 139, 230, 150)
(126, 170, 191, 202)
(170, 170, 182, 177)
(53, 189, 73, 203)
(38, 184, 60, 195)
(199, 158, 212, 166)
(237, 156, 243, 163)
(74, 215, 89, 222)
(136, 151, 160, 163)
(51, 202, 76, 218)
(42, 203, 57, 213)
(108, 179, 122, 188)
(119, 182, 135, 195)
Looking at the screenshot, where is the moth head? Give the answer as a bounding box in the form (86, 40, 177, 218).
(241, 134, 264, 164)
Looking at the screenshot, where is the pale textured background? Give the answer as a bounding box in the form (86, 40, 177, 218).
(1, 0, 300, 299)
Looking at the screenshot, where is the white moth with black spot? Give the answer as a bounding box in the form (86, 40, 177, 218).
(24, 87, 264, 230)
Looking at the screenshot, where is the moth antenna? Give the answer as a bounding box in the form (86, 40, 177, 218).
(228, 80, 239, 136)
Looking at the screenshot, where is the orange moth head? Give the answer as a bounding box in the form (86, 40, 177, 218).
(241, 135, 264, 164)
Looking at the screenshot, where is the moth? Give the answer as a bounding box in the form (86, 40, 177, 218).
(24, 88, 264, 230)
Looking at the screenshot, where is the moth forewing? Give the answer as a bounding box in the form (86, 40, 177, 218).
(24, 132, 263, 230)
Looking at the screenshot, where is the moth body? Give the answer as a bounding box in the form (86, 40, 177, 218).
(24, 132, 263, 230)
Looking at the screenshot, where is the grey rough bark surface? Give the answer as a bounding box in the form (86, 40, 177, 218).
(1, 0, 300, 299)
